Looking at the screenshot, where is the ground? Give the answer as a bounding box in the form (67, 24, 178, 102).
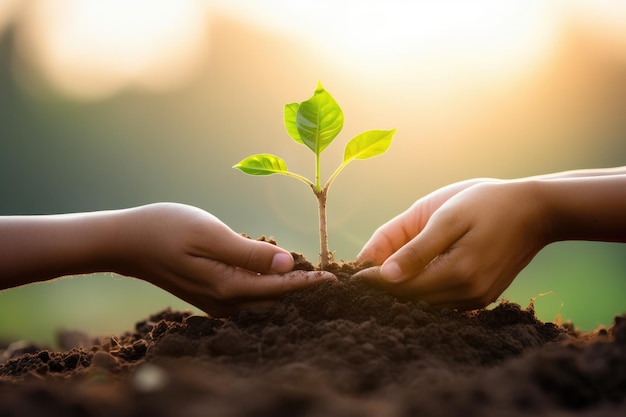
(1, 254, 625, 416)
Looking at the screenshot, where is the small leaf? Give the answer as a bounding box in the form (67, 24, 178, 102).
(343, 129, 397, 163)
(284, 103, 304, 145)
(296, 81, 344, 155)
(233, 154, 288, 176)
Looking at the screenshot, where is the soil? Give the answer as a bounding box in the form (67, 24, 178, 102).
(1, 252, 626, 416)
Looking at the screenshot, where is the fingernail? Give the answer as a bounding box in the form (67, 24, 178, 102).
(381, 261, 403, 282)
(270, 252, 293, 273)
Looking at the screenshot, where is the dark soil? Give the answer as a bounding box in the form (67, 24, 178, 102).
(1, 252, 626, 416)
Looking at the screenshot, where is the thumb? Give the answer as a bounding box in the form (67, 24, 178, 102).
(357, 204, 426, 265)
(378, 208, 468, 282)
(214, 232, 295, 274)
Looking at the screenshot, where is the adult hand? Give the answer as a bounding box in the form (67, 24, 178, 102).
(355, 180, 550, 310)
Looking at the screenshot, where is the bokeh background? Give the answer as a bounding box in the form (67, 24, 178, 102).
(1, 0, 625, 346)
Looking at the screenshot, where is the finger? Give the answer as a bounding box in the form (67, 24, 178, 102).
(402, 256, 503, 310)
(353, 264, 484, 310)
(226, 269, 337, 300)
(355, 241, 502, 311)
(156, 262, 336, 318)
(352, 265, 383, 281)
(378, 208, 469, 283)
(356, 205, 426, 264)
(353, 261, 461, 296)
(210, 229, 295, 274)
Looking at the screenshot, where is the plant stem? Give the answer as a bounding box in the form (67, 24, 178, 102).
(315, 189, 331, 270)
(315, 153, 322, 192)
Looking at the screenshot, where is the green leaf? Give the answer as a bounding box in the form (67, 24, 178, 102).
(343, 129, 397, 163)
(296, 81, 344, 155)
(233, 154, 288, 176)
(284, 103, 304, 145)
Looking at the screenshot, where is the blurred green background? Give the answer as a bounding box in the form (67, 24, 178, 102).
(1, 1, 625, 345)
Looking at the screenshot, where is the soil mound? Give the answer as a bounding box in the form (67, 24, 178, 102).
(1, 256, 625, 416)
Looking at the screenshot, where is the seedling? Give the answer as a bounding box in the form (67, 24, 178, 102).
(233, 82, 396, 269)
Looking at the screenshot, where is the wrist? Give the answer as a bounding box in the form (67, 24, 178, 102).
(75, 210, 127, 275)
(526, 179, 562, 244)
(91, 207, 141, 276)
(532, 175, 626, 243)
(63, 208, 136, 277)
(505, 179, 557, 246)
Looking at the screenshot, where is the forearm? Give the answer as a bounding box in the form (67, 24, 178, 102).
(529, 166, 626, 180)
(534, 174, 626, 243)
(0, 209, 127, 290)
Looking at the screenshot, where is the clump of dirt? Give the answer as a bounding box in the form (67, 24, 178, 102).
(1, 252, 625, 417)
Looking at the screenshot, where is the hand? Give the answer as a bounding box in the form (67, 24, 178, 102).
(355, 180, 550, 310)
(357, 178, 492, 265)
(107, 203, 337, 317)
(0, 203, 335, 316)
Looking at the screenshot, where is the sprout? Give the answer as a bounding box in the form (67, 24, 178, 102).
(234, 82, 396, 269)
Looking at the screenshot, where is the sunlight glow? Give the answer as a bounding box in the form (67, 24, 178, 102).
(15, 0, 210, 100)
(211, 0, 562, 89)
(571, 0, 626, 59)
(0, 0, 23, 36)
(9, 0, 626, 101)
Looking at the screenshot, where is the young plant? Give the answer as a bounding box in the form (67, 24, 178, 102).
(233, 82, 396, 270)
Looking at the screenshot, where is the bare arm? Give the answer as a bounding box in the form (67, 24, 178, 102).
(0, 203, 335, 316)
(529, 166, 626, 179)
(540, 174, 626, 243)
(0, 210, 121, 289)
(356, 167, 626, 310)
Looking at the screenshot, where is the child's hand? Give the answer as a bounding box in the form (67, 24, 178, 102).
(355, 180, 549, 310)
(0, 203, 335, 317)
(357, 178, 491, 265)
(114, 203, 336, 316)
(356, 168, 626, 310)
